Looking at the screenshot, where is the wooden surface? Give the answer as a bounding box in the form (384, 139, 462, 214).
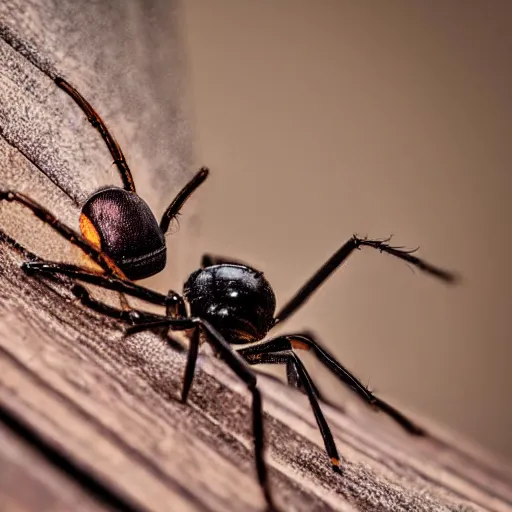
(0, 1, 511, 511)
(0, 232, 511, 512)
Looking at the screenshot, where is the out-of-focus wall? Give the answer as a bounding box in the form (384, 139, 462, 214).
(181, 1, 512, 462)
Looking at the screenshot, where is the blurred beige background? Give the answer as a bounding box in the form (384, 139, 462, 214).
(179, 1, 511, 462)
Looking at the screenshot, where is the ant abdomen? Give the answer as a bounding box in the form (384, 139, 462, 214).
(80, 187, 166, 280)
(183, 264, 276, 344)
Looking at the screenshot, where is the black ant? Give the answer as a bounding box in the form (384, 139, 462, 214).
(24, 246, 455, 511)
(1, 78, 457, 511)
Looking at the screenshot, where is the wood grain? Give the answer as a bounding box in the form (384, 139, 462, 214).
(0, 420, 108, 512)
(0, 1, 511, 511)
(0, 225, 511, 512)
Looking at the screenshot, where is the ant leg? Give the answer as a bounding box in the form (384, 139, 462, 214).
(284, 358, 326, 401)
(70, 284, 185, 352)
(126, 318, 276, 511)
(159, 168, 209, 234)
(289, 332, 426, 435)
(240, 347, 342, 473)
(275, 235, 458, 324)
(55, 77, 136, 193)
(181, 325, 200, 403)
(244, 333, 425, 436)
(23, 260, 186, 317)
(0, 191, 123, 276)
(71, 284, 164, 324)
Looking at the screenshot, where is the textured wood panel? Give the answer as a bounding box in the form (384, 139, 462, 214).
(0, 231, 510, 511)
(0, 420, 108, 512)
(0, 1, 511, 511)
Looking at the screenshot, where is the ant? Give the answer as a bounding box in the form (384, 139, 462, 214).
(1, 78, 457, 511)
(24, 244, 455, 511)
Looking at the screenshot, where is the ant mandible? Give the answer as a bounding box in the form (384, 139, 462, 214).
(2, 78, 457, 512)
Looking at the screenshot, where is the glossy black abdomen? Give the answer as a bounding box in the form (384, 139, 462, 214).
(81, 187, 166, 280)
(183, 264, 276, 344)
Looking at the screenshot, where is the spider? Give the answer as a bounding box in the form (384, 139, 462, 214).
(1, 76, 457, 511)
(22, 237, 456, 511)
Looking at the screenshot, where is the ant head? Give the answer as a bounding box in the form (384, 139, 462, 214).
(80, 187, 166, 280)
(183, 264, 276, 345)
